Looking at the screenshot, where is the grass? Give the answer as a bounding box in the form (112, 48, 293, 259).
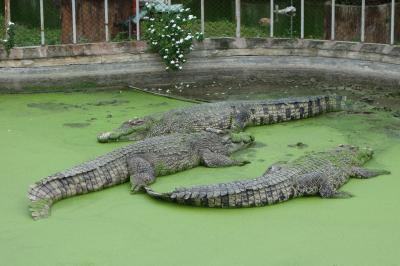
(1, 16, 395, 47)
(13, 25, 61, 46)
(0, 15, 61, 48)
(0, 15, 5, 40)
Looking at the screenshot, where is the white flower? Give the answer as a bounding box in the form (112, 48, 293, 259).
(188, 15, 194, 20)
(182, 18, 186, 22)
(163, 55, 168, 59)
(170, 60, 175, 64)
(150, 18, 155, 21)
(165, 49, 168, 52)
(172, 24, 176, 28)
(177, 26, 181, 30)
(166, 66, 169, 70)
(178, 54, 183, 58)
(170, 20, 175, 23)
(179, 66, 182, 70)
(185, 8, 190, 11)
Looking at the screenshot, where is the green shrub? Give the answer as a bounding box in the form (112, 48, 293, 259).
(1, 21, 16, 56)
(142, 2, 203, 71)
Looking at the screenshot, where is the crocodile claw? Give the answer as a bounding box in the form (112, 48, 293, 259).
(239, 160, 251, 166)
(130, 184, 145, 194)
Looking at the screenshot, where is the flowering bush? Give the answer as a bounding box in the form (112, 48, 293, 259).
(143, 2, 203, 71)
(2, 21, 16, 56)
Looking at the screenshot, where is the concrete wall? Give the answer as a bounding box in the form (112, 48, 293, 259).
(0, 38, 399, 93)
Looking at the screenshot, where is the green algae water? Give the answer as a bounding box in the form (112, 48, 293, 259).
(0, 91, 399, 266)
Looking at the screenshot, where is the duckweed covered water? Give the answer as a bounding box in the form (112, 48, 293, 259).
(0, 91, 399, 266)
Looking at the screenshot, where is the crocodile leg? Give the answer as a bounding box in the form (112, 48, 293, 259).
(127, 157, 155, 193)
(319, 178, 353, 199)
(351, 167, 390, 179)
(200, 150, 250, 167)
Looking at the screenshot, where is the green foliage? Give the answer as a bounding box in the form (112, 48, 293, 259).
(204, 20, 271, 38)
(12, 25, 61, 46)
(0, 15, 4, 39)
(336, 0, 391, 4)
(2, 22, 16, 56)
(142, 2, 203, 71)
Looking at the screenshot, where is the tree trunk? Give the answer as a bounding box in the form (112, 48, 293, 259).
(4, 0, 10, 33)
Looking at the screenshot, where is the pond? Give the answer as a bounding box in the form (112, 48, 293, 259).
(0, 90, 399, 265)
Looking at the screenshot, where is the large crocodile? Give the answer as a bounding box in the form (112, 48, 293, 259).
(97, 95, 346, 143)
(28, 132, 254, 220)
(145, 145, 390, 207)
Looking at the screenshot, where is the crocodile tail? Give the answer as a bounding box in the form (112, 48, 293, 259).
(29, 198, 53, 220)
(145, 179, 296, 208)
(27, 184, 56, 220)
(144, 187, 173, 201)
(145, 183, 243, 208)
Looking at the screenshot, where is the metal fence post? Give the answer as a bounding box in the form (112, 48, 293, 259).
(201, 0, 205, 34)
(361, 0, 365, 42)
(331, 0, 335, 40)
(270, 0, 274, 37)
(300, 0, 304, 39)
(72, 0, 77, 44)
(136, 0, 140, 40)
(104, 0, 109, 42)
(391, 0, 395, 45)
(40, 0, 45, 45)
(235, 0, 241, 38)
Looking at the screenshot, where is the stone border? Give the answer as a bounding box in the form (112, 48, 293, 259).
(0, 38, 399, 93)
(0, 38, 399, 68)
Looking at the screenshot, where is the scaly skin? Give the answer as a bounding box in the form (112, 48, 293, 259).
(28, 132, 254, 220)
(97, 95, 346, 143)
(145, 145, 390, 207)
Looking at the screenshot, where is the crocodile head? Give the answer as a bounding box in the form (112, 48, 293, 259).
(336, 144, 374, 166)
(97, 117, 154, 143)
(224, 132, 255, 153)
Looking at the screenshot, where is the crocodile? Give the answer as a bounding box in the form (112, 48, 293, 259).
(97, 95, 346, 143)
(28, 131, 254, 220)
(145, 145, 390, 207)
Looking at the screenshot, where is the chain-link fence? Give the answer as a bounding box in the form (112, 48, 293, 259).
(1, 0, 399, 47)
(0, 0, 61, 46)
(397, 1, 400, 44)
(0, 0, 4, 40)
(240, 0, 270, 38)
